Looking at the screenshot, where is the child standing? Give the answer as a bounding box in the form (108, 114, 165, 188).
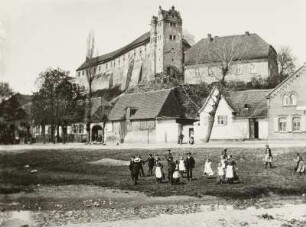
(216, 162, 225, 184)
(178, 157, 186, 175)
(203, 158, 214, 177)
(155, 161, 163, 184)
(173, 160, 181, 184)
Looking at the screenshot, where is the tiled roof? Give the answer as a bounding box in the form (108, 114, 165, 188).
(77, 32, 150, 71)
(225, 89, 271, 118)
(185, 33, 275, 65)
(108, 89, 184, 121)
(77, 32, 190, 71)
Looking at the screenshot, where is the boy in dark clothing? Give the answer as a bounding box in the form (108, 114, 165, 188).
(130, 157, 142, 185)
(168, 157, 176, 184)
(144, 154, 155, 176)
(138, 156, 145, 177)
(185, 152, 195, 181)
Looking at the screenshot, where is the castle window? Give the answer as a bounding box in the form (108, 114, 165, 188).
(292, 117, 301, 131)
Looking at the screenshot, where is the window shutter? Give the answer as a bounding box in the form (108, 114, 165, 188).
(273, 117, 278, 132)
(301, 115, 306, 132)
(287, 116, 292, 132)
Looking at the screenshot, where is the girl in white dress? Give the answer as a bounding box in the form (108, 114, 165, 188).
(216, 162, 225, 184)
(173, 161, 181, 184)
(155, 161, 163, 183)
(178, 157, 186, 175)
(204, 158, 214, 177)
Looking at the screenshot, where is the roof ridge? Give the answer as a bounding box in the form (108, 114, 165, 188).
(123, 88, 173, 96)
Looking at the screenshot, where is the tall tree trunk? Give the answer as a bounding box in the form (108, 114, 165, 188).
(86, 82, 92, 144)
(203, 76, 225, 143)
(42, 124, 46, 144)
(56, 124, 60, 143)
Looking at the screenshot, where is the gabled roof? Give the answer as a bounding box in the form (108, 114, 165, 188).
(185, 33, 275, 65)
(266, 64, 306, 98)
(199, 87, 271, 118)
(225, 89, 271, 118)
(108, 89, 184, 121)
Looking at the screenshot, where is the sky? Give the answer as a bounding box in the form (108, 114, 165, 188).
(0, 0, 305, 94)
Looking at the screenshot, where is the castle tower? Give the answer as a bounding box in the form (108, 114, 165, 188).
(150, 6, 183, 78)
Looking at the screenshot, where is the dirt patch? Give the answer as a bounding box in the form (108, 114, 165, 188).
(88, 158, 129, 166)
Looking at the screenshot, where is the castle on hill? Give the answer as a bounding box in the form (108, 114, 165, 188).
(75, 6, 278, 91)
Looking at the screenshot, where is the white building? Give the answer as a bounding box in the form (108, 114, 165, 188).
(194, 87, 271, 142)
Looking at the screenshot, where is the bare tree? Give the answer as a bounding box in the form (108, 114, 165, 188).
(194, 38, 250, 142)
(277, 46, 297, 81)
(85, 32, 97, 143)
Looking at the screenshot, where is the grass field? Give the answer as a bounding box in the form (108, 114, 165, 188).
(0, 147, 305, 200)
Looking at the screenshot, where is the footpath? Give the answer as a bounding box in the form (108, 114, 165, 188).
(0, 140, 306, 152)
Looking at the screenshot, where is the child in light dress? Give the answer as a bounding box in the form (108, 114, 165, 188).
(173, 161, 181, 184)
(178, 157, 186, 175)
(216, 162, 225, 184)
(155, 161, 163, 183)
(203, 158, 214, 177)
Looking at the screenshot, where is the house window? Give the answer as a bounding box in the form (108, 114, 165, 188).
(278, 117, 287, 132)
(98, 65, 101, 71)
(106, 63, 108, 70)
(249, 64, 256, 74)
(217, 115, 228, 125)
(82, 71, 85, 76)
(290, 94, 297, 105)
(292, 117, 301, 131)
(283, 93, 297, 106)
(77, 71, 81, 77)
(173, 35, 176, 40)
(169, 35, 172, 40)
(283, 95, 290, 106)
(236, 65, 242, 74)
(78, 124, 84, 134)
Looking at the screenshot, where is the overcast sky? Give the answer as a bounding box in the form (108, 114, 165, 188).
(0, 0, 305, 94)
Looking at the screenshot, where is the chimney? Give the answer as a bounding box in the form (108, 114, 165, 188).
(207, 34, 212, 42)
(171, 6, 175, 11)
(245, 31, 250, 36)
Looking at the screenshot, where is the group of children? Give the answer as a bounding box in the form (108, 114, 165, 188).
(129, 145, 305, 186)
(203, 149, 239, 184)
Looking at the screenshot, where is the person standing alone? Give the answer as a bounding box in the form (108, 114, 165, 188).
(264, 145, 273, 169)
(185, 152, 195, 181)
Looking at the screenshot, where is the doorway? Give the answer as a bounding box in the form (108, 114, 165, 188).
(92, 125, 102, 142)
(254, 121, 259, 139)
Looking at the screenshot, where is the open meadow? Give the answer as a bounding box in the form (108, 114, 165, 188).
(1, 146, 306, 201)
